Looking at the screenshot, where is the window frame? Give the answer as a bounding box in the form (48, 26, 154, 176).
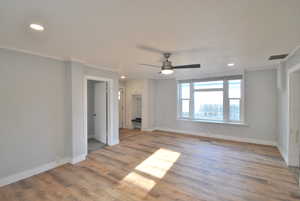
(177, 75, 245, 124)
(177, 82, 191, 119)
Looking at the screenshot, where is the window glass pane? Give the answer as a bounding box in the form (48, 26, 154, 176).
(194, 91, 223, 120)
(181, 100, 190, 118)
(229, 99, 240, 121)
(194, 81, 223, 90)
(181, 83, 190, 99)
(229, 80, 241, 98)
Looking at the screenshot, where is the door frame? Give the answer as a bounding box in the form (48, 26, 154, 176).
(119, 87, 126, 128)
(287, 63, 300, 166)
(83, 75, 114, 154)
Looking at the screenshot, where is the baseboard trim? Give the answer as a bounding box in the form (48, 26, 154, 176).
(142, 128, 155, 132)
(277, 144, 288, 165)
(155, 127, 277, 146)
(0, 157, 70, 187)
(71, 154, 87, 164)
(108, 139, 119, 146)
(0, 154, 89, 187)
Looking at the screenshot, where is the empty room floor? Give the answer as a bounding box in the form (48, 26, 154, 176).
(1, 130, 300, 201)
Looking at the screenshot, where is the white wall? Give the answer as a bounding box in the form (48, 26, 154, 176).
(154, 69, 278, 145)
(0, 48, 69, 180)
(277, 48, 300, 165)
(142, 79, 155, 130)
(0, 48, 119, 186)
(119, 80, 126, 88)
(289, 71, 300, 166)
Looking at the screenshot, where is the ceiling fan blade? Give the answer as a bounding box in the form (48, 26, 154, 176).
(173, 64, 201, 69)
(136, 45, 165, 54)
(139, 63, 161, 69)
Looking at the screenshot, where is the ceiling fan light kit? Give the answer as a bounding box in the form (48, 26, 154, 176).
(161, 69, 174, 75)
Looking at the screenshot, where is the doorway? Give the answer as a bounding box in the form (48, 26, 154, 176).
(87, 80, 108, 153)
(131, 94, 142, 129)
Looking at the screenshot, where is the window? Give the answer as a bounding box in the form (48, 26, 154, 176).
(178, 83, 190, 118)
(178, 76, 243, 123)
(228, 80, 241, 121)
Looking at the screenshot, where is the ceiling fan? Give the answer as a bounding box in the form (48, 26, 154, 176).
(140, 52, 201, 75)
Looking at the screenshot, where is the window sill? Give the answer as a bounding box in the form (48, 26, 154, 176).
(177, 118, 248, 126)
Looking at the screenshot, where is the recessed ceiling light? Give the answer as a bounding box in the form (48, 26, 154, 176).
(120, 75, 126, 79)
(227, 63, 235, 67)
(30, 23, 44, 31)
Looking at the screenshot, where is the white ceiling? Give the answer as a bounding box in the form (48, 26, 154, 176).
(1, 0, 300, 79)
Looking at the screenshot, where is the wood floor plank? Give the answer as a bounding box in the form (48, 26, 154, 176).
(1, 129, 300, 201)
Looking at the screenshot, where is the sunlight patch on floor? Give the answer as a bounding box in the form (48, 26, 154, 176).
(120, 148, 181, 197)
(135, 148, 181, 178)
(122, 172, 156, 191)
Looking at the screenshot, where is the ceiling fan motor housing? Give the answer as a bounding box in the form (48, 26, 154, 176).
(162, 60, 173, 70)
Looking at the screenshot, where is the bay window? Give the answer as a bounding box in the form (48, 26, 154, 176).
(178, 75, 244, 123)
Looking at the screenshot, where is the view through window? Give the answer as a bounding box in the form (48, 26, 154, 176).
(178, 76, 243, 123)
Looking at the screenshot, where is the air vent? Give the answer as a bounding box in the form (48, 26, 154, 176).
(269, 54, 288, 60)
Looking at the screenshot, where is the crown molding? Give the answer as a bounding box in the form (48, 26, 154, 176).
(0, 46, 119, 73)
(0, 46, 65, 61)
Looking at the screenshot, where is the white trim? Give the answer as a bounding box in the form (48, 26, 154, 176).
(142, 128, 156, 132)
(286, 62, 300, 167)
(288, 63, 300, 74)
(245, 64, 279, 71)
(155, 127, 277, 146)
(108, 139, 119, 146)
(0, 47, 118, 73)
(0, 155, 88, 187)
(283, 45, 300, 62)
(177, 118, 248, 126)
(84, 76, 117, 154)
(0, 46, 65, 61)
(70, 58, 118, 73)
(177, 76, 244, 123)
(277, 144, 288, 164)
(119, 86, 126, 128)
(0, 158, 70, 187)
(70, 154, 87, 164)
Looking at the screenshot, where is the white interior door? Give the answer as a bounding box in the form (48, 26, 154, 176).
(94, 82, 107, 144)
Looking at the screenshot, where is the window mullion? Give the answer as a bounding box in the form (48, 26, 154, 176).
(224, 79, 229, 121)
(194, 88, 223, 92)
(178, 82, 184, 118)
(190, 81, 194, 119)
(240, 77, 245, 122)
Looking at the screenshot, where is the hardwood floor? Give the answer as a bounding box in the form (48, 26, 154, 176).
(119, 128, 143, 141)
(1, 129, 300, 201)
